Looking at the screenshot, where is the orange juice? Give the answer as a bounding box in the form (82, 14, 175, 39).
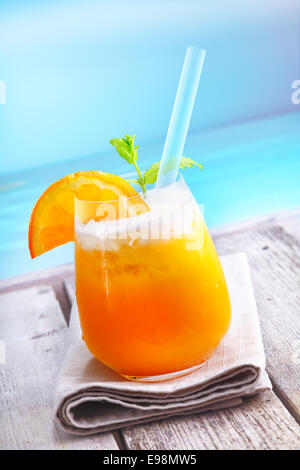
(75, 177, 231, 379)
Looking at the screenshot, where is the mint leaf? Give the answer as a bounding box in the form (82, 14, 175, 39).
(179, 156, 203, 170)
(110, 134, 146, 193)
(109, 138, 134, 164)
(143, 162, 160, 185)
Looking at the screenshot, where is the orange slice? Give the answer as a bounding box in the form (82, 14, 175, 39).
(28, 171, 148, 258)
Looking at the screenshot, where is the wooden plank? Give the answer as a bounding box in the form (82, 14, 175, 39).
(122, 391, 300, 450)
(210, 206, 300, 238)
(213, 223, 300, 422)
(277, 210, 300, 241)
(0, 264, 74, 324)
(0, 263, 73, 291)
(0, 285, 118, 450)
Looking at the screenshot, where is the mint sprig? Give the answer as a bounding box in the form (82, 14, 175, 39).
(110, 134, 202, 193)
(110, 135, 146, 193)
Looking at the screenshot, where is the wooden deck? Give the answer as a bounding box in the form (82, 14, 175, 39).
(0, 209, 299, 450)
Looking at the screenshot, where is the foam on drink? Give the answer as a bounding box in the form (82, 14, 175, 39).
(75, 178, 203, 251)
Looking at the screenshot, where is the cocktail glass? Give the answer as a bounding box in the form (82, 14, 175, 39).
(74, 174, 231, 381)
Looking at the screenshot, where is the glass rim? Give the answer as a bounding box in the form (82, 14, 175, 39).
(74, 172, 185, 204)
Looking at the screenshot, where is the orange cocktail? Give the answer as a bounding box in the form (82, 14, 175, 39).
(74, 176, 231, 379)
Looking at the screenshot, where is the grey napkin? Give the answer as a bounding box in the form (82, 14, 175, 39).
(54, 253, 271, 435)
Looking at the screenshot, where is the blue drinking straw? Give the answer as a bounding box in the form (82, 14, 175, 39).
(156, 46, 206, 188)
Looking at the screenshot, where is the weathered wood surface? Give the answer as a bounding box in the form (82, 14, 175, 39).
(213, 219, 300, 423)
(122, 391, 299, 450)
(0, 264, 74, 324)
(0, 285, 118, 450)
(0, 263, 74, 291)
(0, 209, 299, 450)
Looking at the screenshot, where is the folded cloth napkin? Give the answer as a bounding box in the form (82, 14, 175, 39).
(54, 252, 271, 435)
